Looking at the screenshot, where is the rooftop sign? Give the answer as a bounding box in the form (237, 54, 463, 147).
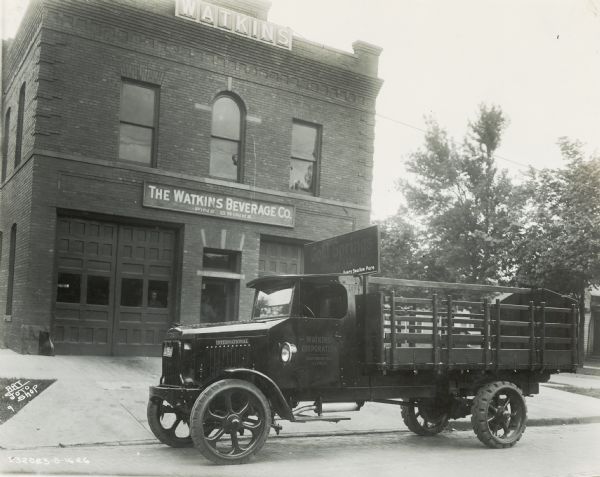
(304, 226, 380, 275)
(175, 0, 293, 50)
(143, 182, 295, 228)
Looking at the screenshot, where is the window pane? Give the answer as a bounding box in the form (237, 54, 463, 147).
(202, 279, 238, 322)
(121, 83, 156, 127)
(119, 124, 152, 164)
(289, 158, 314, 193)
(212, 96, 240, 140)
(57, 273, 81, 303)
(121, 278, 143, 307)
(292, 123, 318, 160)
(210, 138, 239, 180)
(203, 250, 239, 272)
(87, 276, 109, 305)
(148, 280, 169, 308)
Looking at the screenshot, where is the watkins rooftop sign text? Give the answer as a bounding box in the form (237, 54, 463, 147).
(175, 0, 293, 50)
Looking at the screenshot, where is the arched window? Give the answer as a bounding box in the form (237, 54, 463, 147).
(210, 95, 244, 181)
(6, 224, 17, 315)
(1, 108, 10, 182)
(15, 83, 26, 168)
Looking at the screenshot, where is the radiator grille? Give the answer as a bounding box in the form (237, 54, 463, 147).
(197, 343, 253, 380)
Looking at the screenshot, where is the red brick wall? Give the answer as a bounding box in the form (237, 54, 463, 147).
(0, 0, 379, 353)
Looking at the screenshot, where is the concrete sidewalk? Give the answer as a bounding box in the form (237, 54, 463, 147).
(1, 349, 600, 450)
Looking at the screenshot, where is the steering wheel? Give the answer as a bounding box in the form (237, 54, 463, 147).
(303, 305, 316, 318)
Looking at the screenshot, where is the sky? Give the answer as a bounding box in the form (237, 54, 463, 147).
(2, 0, 600, 220)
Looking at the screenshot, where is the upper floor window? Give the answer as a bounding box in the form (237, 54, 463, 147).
(1, 108, 10, 182)
(119, 81, 158, 165)
(290, 120, 321, 195)
(15, 83, 25, 168)
(210, 95, 243, 181)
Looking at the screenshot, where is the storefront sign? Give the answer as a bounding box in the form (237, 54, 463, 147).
(143, 183, 295, 228)
(175, 0, 293, 50)
(304, 225, 380, 275)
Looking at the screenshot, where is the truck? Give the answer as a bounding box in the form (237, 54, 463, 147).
(147, 271, 579, 464)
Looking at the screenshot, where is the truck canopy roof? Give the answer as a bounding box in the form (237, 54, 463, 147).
(246, 273, 351, 289)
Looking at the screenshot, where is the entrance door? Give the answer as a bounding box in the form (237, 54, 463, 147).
(53, 217, 177, 356)
(201, 279, 238, 323)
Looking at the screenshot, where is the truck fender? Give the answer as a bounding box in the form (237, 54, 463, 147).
(221, 368, 294, 421)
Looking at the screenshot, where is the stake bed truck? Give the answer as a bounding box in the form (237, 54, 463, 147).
(148, 273, 579, 464)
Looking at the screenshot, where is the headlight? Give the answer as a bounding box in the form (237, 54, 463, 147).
(280, 342, 297, 363)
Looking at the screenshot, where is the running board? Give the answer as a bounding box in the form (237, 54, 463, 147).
(293, 415, 351, 423)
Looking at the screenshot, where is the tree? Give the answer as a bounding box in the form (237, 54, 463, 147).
(509, 139, 600, 356)
(397, 104, 514, 284)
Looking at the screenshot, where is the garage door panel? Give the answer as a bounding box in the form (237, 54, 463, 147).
(55, 307, 81, 320)
(121, 263, 144, 274)
(118, 311, 143, 323)
(84, 309, 110, 321)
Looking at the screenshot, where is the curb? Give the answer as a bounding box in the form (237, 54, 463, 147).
(2, 417, 600, 451)
(446, 415, 600, 431)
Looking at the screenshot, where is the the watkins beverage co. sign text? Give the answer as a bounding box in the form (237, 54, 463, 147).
(143, 183, 295, 228)
(175, 0, 293, 50)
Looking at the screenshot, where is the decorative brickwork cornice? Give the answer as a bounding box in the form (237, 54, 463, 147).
(39, 0, 382, 111)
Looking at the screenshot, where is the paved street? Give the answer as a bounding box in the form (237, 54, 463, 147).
(1, 424, 600, 477)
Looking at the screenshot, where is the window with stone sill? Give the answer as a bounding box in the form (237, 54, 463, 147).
(118, 81, 158, 165)
(290, 120, 321, 195)
(210, 95, 244, 181)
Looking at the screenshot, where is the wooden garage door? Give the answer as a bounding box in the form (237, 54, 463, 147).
(258, 239, 303, 276)
(53, 217, 176, 356)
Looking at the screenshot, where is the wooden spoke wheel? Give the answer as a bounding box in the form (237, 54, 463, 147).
(471, 381, 527, 448)
(147, 398, 193, 448)
(401, 399, 449, 436)
(190, 379, 271, 465)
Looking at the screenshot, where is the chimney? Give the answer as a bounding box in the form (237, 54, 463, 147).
(352, 41, 383, 77)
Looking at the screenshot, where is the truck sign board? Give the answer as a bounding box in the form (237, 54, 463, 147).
(304, 225, 380, 275)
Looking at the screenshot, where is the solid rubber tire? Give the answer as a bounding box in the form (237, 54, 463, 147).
(190, 379, 271, 465)
(401, 402, 449, 436)
(147, 399, 193, 448)
(471, 380, 527, 449)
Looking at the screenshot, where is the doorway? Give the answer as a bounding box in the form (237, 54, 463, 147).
(52, 217, 178, 356)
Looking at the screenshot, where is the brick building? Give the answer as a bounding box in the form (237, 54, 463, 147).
(0, 0, 382, 355)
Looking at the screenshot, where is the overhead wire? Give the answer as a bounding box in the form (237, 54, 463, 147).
(374, 112, 538, 171)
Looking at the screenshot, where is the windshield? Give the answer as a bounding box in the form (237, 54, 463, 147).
(252, 287, 293, 320)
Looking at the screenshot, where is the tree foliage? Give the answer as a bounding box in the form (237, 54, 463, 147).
(391, 104, 514, 283)
(379, 106, 600, 305)
(510, 138, 600, 296)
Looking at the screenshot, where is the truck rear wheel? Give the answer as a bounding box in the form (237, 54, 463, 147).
(147, 398, 193, 448)
(190, 379, 271, 465)
(401, 400, 449, 436)
(471, 381, 527, 448)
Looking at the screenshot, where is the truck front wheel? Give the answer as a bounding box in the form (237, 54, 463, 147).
(401, 399, 449, 436)
(190, 379, 271, 465)
(471, 381, 527, 448)
(147, 398, 193, 448)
